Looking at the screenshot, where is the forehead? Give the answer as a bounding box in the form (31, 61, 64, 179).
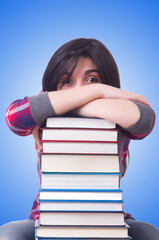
(72, 57, 97, 74)
(76, 56, 97, 68)
(58, 56, 98, 81)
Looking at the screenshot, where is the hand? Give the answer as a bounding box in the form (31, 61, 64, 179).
(121, 90, 151, 107)
(32, 125, 42, 153)
(102, 85, 151, 106)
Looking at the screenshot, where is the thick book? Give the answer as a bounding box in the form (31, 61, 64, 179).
(35, 225, 129, 238)
(41, 173, 120, 190)
(40, 154, 120, 173)
(39, 211, 125, 226)
(39, 200, 123, 212)
(39, 189, 123, 201)
(35, 238, 131, 240)
(46, 117, 116, 129)
(42, 141, 118, 154)
(40, 153, 120, 173)
(42, 128, 118, 142)
(35, 238, 132, 240)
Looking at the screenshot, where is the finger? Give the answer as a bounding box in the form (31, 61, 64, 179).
(35, 137, 43, 152)
(32, 126, 43, 152)
(137, 96, 151, 107)
(128, 93, 151, 107)
(37, 142, 43, 153)
(34, 141, 38, 149)
(32, 126, 40, 140)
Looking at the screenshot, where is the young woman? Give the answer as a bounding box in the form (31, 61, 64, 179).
(2, 38, 158, 240)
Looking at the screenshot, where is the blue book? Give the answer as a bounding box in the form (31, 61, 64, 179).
(39, 199, 123, 212)
(41, 172, 121, 190)
(35, 224, 131, 239)
(39, 189, 123, 202)
(38, 211, 125, 226)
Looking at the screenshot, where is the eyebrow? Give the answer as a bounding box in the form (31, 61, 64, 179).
(84, 69, 99, 75)
(61, 69, 99, 79)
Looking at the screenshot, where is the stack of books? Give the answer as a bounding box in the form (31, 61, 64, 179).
(35, 117, 131, 240)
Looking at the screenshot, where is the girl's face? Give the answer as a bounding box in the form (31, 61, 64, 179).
(57, 57, 101, 90)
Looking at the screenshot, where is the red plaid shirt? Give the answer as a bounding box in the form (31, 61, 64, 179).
(5, 96, 154, 220)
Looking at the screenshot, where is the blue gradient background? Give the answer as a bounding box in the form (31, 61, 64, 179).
(1, 0, 159, 228)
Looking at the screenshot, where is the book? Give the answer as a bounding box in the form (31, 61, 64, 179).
(39, 200, 124, 212)
(35, 238, 131, 240)
(46, 117, 116, 129)
(41, 173, 120, 190)
(35, 225, 129, 238)
(39, 211, 125, 226)
(42, 128, 118, 142)
(35, 117, 131, 240)
(40, 154, 120, 173)
(39, 189, 123, 201)
(42, 141, 118, 154)
(35, 236, 132, 239)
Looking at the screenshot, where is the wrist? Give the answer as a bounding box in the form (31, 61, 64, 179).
(91, 83, 105, 99)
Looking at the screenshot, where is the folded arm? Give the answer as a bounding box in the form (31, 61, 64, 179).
(74, 99, 155, 139)
(6, 84, 154, 150)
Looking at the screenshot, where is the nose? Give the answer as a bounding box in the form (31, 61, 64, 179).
(73, 78, 85, 88)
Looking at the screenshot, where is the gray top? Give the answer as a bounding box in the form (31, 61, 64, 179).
(28, 92, 55, 125)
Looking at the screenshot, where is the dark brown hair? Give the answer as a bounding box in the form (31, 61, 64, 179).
(42, 38, 120, 91)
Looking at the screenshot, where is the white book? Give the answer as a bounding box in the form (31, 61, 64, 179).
(39, 200, 123, 212)
(41, 173, 120, 189)
(35, 237, 132, 240)
(42, 128, 118, 142)
(35, 225, 129, 238)
(39, 211, 125, 226)
(46, 117, 116, 129)
(42, 141, 118, 154)
(35, 237, 131, 240)
(39, 190, 123, 201)
(40, 154, 120, 173)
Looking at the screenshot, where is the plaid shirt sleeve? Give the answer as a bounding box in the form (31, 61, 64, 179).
(5, 97, 38, 136)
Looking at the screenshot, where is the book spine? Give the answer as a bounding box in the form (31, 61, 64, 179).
(38, 199, 124, 203)
(42, 140, 119, 143)
(40, 189, 123, 192)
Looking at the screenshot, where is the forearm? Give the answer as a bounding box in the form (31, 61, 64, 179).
(6, 84, 102, 135)
(75, 98, 155, 136)
(48, 83, 151, 116)
(75, 98, 141, 128)
(48, 84, 103, 115)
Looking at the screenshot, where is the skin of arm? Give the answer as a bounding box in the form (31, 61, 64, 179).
(73, 98, 140, 129)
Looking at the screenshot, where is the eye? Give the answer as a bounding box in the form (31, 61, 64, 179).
(59, 78, 73, 89)
(86, 77, 100, 83)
